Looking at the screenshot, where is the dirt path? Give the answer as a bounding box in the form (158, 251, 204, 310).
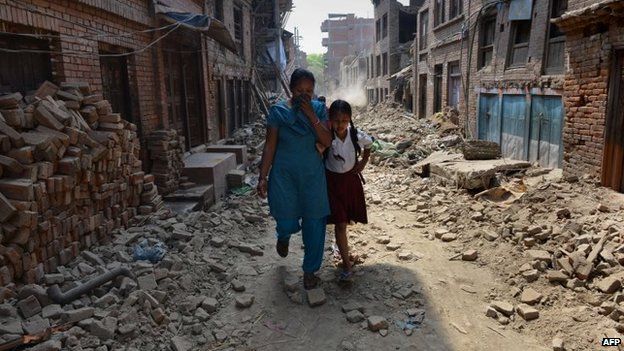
(210, 205, 549, 351)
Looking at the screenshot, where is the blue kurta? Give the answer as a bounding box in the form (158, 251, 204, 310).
(266, 100, 330, 219)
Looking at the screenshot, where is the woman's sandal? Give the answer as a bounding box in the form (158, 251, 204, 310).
(303, 272, 320, 290)
(276, 240, 289, 258)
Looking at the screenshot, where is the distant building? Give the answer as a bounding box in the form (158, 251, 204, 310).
(321, 13, 375, 95)
(365, 0, 421, 105)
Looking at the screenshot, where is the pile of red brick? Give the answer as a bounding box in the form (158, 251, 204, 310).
(0, 81, 163, 285)
(148, 129, 185, 195)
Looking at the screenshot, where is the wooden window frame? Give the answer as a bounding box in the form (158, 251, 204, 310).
(544, 0, 568, 74)
(419, 10, 429, 51)
(507, 20, 532, 68)
(449, 0, 463, 20)
(478, 15, 496, 69)
(382, 13, 388, 39)
(447, 61, 461, 108)
(434, 0, 445, 27)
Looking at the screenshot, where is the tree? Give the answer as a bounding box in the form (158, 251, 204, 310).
(306, 53, 326, 94)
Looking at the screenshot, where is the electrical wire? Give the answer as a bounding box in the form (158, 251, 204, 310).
(0, 22, 180, 41)
(0, 23, 181, 58)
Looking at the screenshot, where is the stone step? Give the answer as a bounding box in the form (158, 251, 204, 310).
(182, 152, 237, 203)
(163, 184, 215, 214)
(164, 201, 201, 215)
(204, 145, 248, 166)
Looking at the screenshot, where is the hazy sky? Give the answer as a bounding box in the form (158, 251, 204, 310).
(285, 0, 410, 55)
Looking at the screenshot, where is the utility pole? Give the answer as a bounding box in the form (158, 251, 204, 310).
(273, 0, 281, 91)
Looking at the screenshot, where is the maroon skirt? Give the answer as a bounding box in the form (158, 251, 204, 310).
(326, 169, 368, 225)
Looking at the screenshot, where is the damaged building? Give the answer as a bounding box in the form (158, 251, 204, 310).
(321, 13, 375, 95)
(555, 0, 624, 191)
(366, 0, 420, 105)
(0, 0, 262, 152)
(415, 0, 568, 169)
(0, 0, 294, 285)
(254, 0, 295, 99)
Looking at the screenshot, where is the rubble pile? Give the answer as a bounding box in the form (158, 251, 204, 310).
(365, 156, 624, 345)
(0, 82, 163, 286)
(226, 121, 265, 169)
(0, 193, 267, 350)
(147, 130, 185, 195)
(355, 102, 463, 168)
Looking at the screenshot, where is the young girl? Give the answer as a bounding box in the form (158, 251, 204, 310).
(325, 100, 373, 281)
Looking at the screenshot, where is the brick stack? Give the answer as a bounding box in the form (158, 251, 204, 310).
(0, 81, 163, 285)
(147, 130, 185, 195)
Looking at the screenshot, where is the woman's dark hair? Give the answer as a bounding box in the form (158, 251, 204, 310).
(289, 68, 315, 90)
(328, 99, 361, 159)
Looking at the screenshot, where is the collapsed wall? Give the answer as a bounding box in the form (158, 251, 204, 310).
(0, 81, 163, 286)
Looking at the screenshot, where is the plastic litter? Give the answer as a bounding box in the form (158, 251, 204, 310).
(371, 139, 400, 159)
(395, 310, 426, 330)
(133, 239, 167, 263)
(231, 185, 253, 196)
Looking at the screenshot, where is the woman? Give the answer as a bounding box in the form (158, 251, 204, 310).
(257, 69, 332, 290)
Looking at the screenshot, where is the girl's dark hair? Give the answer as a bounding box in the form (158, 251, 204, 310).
(328, 99, 361, 159)
(289, 68, 315, 90)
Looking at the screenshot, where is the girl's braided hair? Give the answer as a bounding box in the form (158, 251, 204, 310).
(329, 99, 360, 159)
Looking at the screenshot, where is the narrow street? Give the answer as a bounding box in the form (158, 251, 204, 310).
(1, 0, 624, 350)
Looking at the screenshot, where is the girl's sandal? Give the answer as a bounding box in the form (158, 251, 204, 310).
(339, 270, 354, 282)
(303, 273, 320, 290)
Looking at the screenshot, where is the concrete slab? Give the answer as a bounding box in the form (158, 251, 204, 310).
(413, 151, 463, 176)
(183, 153, 237, 202)
(165, 201, 200, 215)
(163, 184, 214, 202)
(430, 158, 531, 190)
(204, 145, 248, 166)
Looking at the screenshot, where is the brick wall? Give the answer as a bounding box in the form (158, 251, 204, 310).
(415, 0, 566, 139)
(0, 0, 253, 148)
(0, 0, 172, 162)
(414, 0, 468, 119)
(558, 0, 624, 178)
(204, 0, 253, 142)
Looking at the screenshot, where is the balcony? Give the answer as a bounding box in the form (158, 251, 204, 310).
(322, 38, 329, 47)
(321, 21, 328, 33)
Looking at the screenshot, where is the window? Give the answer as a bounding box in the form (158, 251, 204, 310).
(376, 19, 381, 42)
(418, 74, 427, 118)
(434, 64, 443, 112)
(399, 11, 417, 43)
(419, 10, 429, 51)
(434, 0, 445, 27)
(376, 55, 381, 76)
(0, 34, 53, 94)
(450, 0, 463, 19)
(479, 15, 496, 69)
(508, 20, 531, 67)
(447, 61, 461, 108)
(382, 52, 388, 75)
(544, 0, 567, 73)
(382, 13, 388, 39)
(233, 4, 244, 56)
(215, 0, 224, 21)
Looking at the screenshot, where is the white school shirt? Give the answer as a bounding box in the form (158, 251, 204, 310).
(325, 127, 373, 174)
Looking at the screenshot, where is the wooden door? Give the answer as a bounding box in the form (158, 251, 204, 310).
(100, 56, 133, 122)
(529, 95, 564, 168)
(602, 50, 624, 192)
(478, 93, 500, 143)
